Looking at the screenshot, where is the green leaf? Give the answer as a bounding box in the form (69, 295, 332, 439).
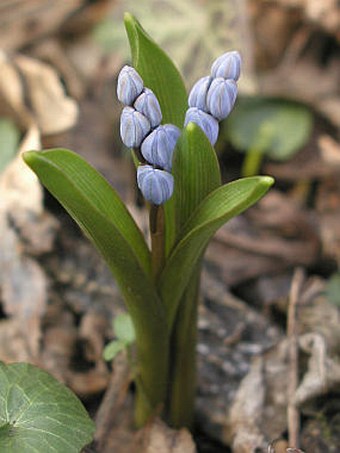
(23, 149, 170, 419)
(0, 118, 20, 172)
(114, 313, 136, 343)
(124, 12, 187, 127)
(23, 149, 166, 334)
(325, 273, 340, 307)
(173, 122, 221, 235)
(159, 176, 274, 327)
(103, 340, 127, 361)
(0, 362, 94, 453)
(225, 97, 313, 161)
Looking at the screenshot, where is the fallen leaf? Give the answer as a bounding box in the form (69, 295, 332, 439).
(295, 333, 340, 405)
(133, 419, 196, 453)
(14, 54, 78, 134)
(0, 125, 57, 358)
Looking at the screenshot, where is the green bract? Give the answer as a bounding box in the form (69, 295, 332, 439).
(23, 13, 274, 430)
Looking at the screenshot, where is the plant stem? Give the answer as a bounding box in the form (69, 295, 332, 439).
(134, 314, 169, 427)
(150, 204, 165, 279)
(241, 147, 264, 177)
(133, 203, 169, 427)
(167, 265, 201, 428)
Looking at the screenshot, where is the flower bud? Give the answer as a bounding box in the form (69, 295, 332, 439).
(211, 51, 241, 81)
(137, 165, 174, 205)
(134, 88, 162, 128)
(120, 106, 151, 148)
(188, 76, 212, 112)
(184, 107, 219, 145)
(206, 78, 238, 121)
(141, 124, 180, 171)
(117, 65, 144, 105)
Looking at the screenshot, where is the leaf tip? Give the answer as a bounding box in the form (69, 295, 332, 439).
(261, 175, 275, 188)
(22, 150, 39, 167)
(123, 11, 134, 24)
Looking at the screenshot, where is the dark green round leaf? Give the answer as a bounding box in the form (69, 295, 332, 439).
(0, 362, 95, 453)
(225, 97, 313, 161)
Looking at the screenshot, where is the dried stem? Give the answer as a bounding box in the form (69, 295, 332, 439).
(287, 267, 305, 448)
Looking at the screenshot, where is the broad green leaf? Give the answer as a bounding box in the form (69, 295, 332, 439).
(124, 12, 187, 127)
(225, 97, 313, 160)
(114, 313, 136, 343)
(24, 149, 170, 416)
(0, 362, 94, 453)
(0, 118, 20, 172)
(103, 340, 126, 361)
(23, 149, 166, 332)
(172, 122, 221, 235)
(159, 176, 274, 327)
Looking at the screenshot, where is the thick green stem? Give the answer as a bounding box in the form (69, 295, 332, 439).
(167, 266, 201, 428)
(134, 311, 169, 427)
(150, 204, 165, 280)
(133, 203, 168, 427)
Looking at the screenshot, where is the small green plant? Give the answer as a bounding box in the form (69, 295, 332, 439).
(224, 96, 313, 176)
(23, 13, 273, 428)
(0, 362, 94, 452)
(103, 313, 136, 361)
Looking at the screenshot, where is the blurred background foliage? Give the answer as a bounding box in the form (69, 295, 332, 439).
(93, 0, 255, 90)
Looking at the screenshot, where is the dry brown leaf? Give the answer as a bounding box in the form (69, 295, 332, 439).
(0, 51, 28, 123)
(0, 125, 57, 359)
(133, 419, 196, 453)
(272, 0, 340, 38)
(0, 318, 34, 363)
(0, 1, 83, 52)
(206, 191, 320, 286)
(0, 125, 42, 210)
(227, 357, 267, 452)
(225, 281, 340, 452)
(14, 54, 78, 134)
(0, 50, 79, 135)
(295, 333, 340, 405)
(319, 135, 340, 166)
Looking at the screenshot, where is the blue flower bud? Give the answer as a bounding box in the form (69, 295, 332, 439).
(188, 76, 212, 112)
(184, 107, 219, 145)
(134, 88, 162, 128)
(117, 65, 144, 105)
(211, 51, 241, 81)
(137, 165, 174, 205)
(141, 124, 180, 171)
(120, 106, 151, 148)
(206, 78, 238, 121)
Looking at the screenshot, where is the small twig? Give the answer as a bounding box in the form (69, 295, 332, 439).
(287, 267, 305, 449)
(94, 352, 133, 451)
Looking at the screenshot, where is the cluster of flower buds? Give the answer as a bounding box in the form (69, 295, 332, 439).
(117, 65, 180, 205)
(184, 51, 241, 145)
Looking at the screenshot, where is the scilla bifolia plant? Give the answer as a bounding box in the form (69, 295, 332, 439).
(23, 14, 273, 429)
